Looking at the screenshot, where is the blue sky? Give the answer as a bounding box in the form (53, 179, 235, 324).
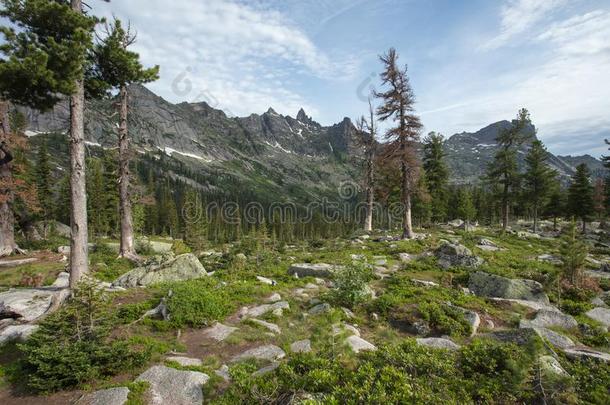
(95, 0, 610, 157)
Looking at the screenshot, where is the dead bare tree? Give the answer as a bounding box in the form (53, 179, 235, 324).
(354, 97, 377, 232)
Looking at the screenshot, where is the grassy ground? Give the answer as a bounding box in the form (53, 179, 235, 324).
(0, 225, 608, 403)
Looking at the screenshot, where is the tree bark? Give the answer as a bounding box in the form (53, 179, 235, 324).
(69, 0, 88, 288)
(401, 159, 413, 239)
(364, 157, 374, 232)
(118, 85, 139, 261)
(0, 101, 20, 257)
(502, 183, 509, 231)
(533, 205, 538, 234)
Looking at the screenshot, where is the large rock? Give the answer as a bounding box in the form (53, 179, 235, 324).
(488, 298, 559, 312)
(136, 365, 209, 405)
(0, 288, 59, 322)
(203, 322, 238, 342)
(531, 327, 575, 349)
(520, 310, 578, 330)
(242, 301, 289, 318)
(0, 324, 39, 345)
(76, 387, 130, 405)
(249, 319, 281, 334)
(563, 348, 610, 362)
(149, 240, 174, 253)
(345, 335, 376, 353)
(32, 220, 71, 239)
(468, 271, 549, 304)
(435, 243, 483, 269)
(113, 253, 207, 288)
(288, 263, 341, 278)
(539, 356, 569, 379)
(0, 258, 38, 268)
(416, 337, 461, 350)
(166, 356, 203, 367)
(585, 307, 610, 328)
(448, 219, 464, 228)
(231, 345, 286, 363)
(290, 339, 312, 353)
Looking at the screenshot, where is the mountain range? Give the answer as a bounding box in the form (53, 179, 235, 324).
(20, 84, 604, 203)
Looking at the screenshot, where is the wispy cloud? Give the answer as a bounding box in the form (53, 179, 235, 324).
(481, 0, 569, 50)
(95, 0, 359, 117)
(423, 6, 610, 156)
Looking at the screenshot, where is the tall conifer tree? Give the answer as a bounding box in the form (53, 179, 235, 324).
(422, 132, 449, 223)
(90, 18, 159, 260)
(567, 163, 595, 233)
(486, 108, 532, 231)
(375, 48, 423, 239)
(523, 140, 555, 233)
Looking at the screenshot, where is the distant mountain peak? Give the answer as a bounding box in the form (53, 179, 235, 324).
(266, 107, 279, 115)
(296, 108, 309, 122)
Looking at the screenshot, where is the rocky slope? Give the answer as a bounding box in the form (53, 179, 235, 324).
(20, 85, 603, 196)
(443, 120, 603, 184)
(22, 84, 358, 205)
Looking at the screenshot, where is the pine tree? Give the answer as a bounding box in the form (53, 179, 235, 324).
(602, 139, 610, 216)
(35, 140, 53, 219)
(567, 163, 595, 233)
(592, 178, 605, 222)
(422, 132, 449, 223)
(0, 0, 99, 284)
(543, 180, 565, 232)
(486, 109, 532, 231)
(91, 18, 159, 260)
(375, 48, 423, 239)
(560, 221, 587, 287)
(55, 174, 71, 226)
(457, 188, 476, 230)
(523, 140, 556, 233)
(183, 189, 206, 251)
(412, 171, 431, 227)
(86, 158, 105, 236)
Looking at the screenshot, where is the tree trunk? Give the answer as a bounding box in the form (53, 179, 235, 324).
(581, 218, 586, 234)
(69, 0, 88, 288)
(0, 101, 19, 257)
(118, 85, 139, 261)
(502, 183, 509, 231)
(401, 158, 413, 239)
(533, 205, 538, 234)
(364, 157, 374, 232)
(553, 216, 557, 232)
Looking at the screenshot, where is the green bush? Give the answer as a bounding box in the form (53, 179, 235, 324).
(165, 279, 230, 328)
(13, 280, 149, 393)
(459, 339, 537, 403)
(213, 339, 548, 404)
(328, 262, 374, 309)
(172, 239, 192, 255)
(563, 356, 610, 404)
(418, 302, 471, 337)
(560, 299, 593, 316)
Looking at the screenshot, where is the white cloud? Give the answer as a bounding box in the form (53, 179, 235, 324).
(423, 7, 610, 156)
(482, 0, 569, 50)
(94, 0, 358, 118)
(537, 10, 610, 56)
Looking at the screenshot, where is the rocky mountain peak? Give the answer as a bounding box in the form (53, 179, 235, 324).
(296, 108, 310, 123)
